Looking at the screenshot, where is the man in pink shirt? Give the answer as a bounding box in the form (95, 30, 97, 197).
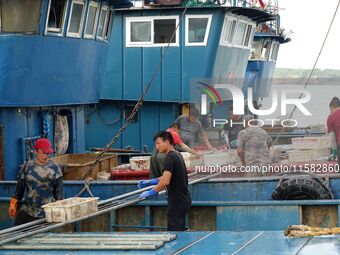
(327, 97, 340, 165)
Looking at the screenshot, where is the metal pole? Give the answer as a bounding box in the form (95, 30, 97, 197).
(0, 219, 45, 236)
(0, 172, 220, 245)
(99, 171, 199, 205)
(98, 185, 154, 205)
(0, 198, 140, 245)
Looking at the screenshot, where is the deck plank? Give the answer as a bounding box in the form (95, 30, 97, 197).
(298, 235, 340, 255)
(179, 231, 263, 254)
(236, 231, 310, 255)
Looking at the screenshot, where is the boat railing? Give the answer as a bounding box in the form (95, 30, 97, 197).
(131, 0, 280, 12)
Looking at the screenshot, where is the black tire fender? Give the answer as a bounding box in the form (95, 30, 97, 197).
(272, 177, 334, 200)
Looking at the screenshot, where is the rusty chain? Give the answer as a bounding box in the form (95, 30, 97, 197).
(80, 4, 189, 180)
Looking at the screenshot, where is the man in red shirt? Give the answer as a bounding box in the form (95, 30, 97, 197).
(327, 97, 340, 165)
(149, 123, 198, 178)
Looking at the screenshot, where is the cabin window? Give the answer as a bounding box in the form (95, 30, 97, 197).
(130, 21, 151, 43)
(124, 105, 138, 122)
(66, 0, 85, 38)
(154, 19, 176, 43)
(249, 40, 262, 60)
(247, 26, 256, 47)
(243, 24, 253, 47)
(234, 21, 247, 46)
(46, 0, 68, 35)
(220, 17, 236, 45)
(185, 15, 212, 46)
(220, 16, 255, 48)
(261, 41, 271, 61)
(103, 9, 113, 41)
(126, 16, 179, 47)
(269, 41, 279, 61)
(84, 1, 99, 39)
(0, 0, 42, 34)
(96, 6, 108, 40)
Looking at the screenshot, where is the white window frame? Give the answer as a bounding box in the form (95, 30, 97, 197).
(125, 16, 179, 47)
(45, 0, 68, 36)
(235, 19, 255, 49)
(84, 1, 99, 39)
(261, 40, 271, 61)
(185, 14, 212, 46)
(243, 24, 253, 47)
(220, 15, 237, 46)
(66, 0, 86, 38)
(96, 5, 109, 41)
(103, 8, 114, 42)
(233, 20, 248, 46)
(248, 26, 256, 47)
(269, 41, 279, 62)
(220, 15, 255, 49)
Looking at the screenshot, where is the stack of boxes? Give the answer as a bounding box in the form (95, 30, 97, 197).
(288, 137, 330, 162)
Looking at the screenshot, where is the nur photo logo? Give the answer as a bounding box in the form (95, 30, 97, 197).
(197, 82, 223, 115)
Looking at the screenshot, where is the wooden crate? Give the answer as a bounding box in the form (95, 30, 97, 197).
(42, 197, 98, 223)
(51, 153, 118, 180)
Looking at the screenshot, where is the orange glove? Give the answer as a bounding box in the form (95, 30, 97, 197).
(8, 197, 18, 219)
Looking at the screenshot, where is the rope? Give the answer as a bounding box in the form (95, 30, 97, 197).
(76, 178, 94, 197)
(285, 225, 340, 238)
(272, 0, 340, 145)
(80, 4, 190, 180)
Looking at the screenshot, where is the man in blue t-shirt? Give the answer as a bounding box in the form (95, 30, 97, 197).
(138, 131, 191, 231)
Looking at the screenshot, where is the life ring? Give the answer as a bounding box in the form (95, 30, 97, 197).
(272, 177, 334, 200)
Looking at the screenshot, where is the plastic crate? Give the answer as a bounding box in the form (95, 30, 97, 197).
(202, 150, 239, 166)
(180, 152, 203, 169)
(42, 197, 98, 223)
(129, 156, 150, 170)
(51, 153, 117, 180)
(291, 137, 330, 150)
(288, 148, 330, 162)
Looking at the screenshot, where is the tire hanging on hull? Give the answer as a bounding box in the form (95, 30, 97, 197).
(272, 177, 334, 200)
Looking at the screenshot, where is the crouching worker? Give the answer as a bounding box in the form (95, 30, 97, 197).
(8, 138, 64, 226)
(138, 131, 191, 231)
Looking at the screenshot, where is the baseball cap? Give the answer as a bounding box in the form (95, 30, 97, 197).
(33, 138, 54, 154)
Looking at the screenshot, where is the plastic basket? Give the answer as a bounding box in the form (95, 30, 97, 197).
(42, 197, 98, 223)
(129, 156, 150, 170)
(291, 137, 330, 150)
(180, 152, 202, 169)
(202, 150, 239, 166)
(288, 148, 330, 162)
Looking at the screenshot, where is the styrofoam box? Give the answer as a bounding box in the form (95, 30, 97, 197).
(291, 137, 330, 150)
(129, 156, 151, 170)
(180, 152, 202, 169)
(202, 150, 239, 166)
(288, 148, 330, 162)
(42, 197, 98, 223)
